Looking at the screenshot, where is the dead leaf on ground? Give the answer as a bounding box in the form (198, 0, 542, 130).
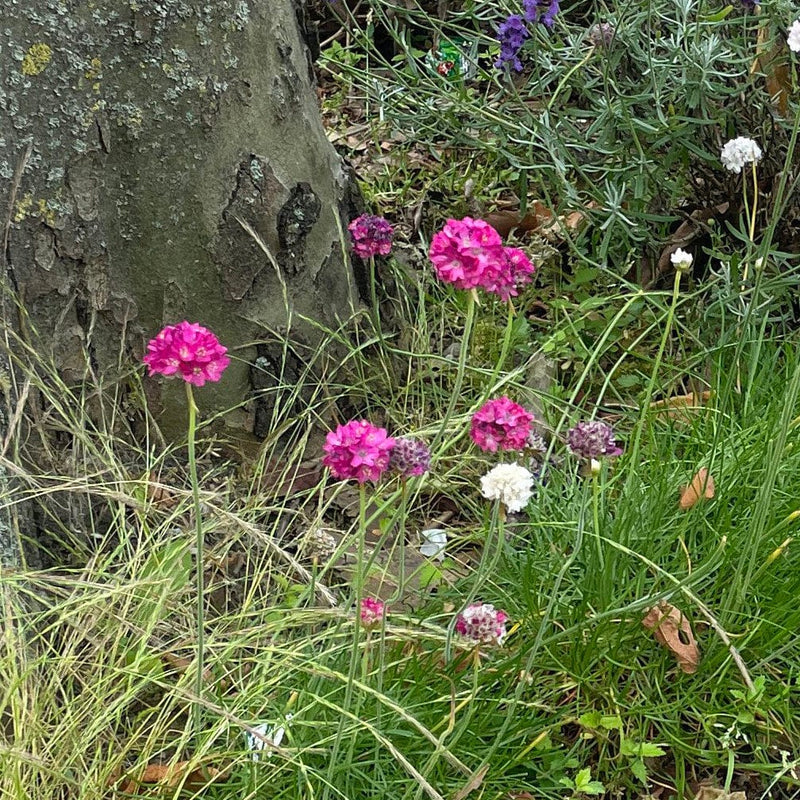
(145, 472, 180, 511)
(679, 467, 715, 510)
(752, 25, 790, 117)
(647, 204, 729, 286)
(693, 784, 747, 800)
(642, 602, 700, 674)
(484, 201, 554, 238)
(160, 652, 213, 683)
(117, 762, 229, 794)
(451, 764, 490, 800)
(651, 390, 712, 422)
(255, 458, 322, 500)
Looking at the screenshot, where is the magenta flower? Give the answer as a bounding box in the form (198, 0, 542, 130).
(348, 214, 394, 259)
(429, 217, 504, 292)
(143, 321, 230, 388)
(567, 420, 622, 459)
(389, 437, 431, 477)
(470, 397, 534, 452)
(360, 597, 386, 628)
(322, 419, 395, 483)
(456, 603, 508, 646)
(429, 218, 535, 299)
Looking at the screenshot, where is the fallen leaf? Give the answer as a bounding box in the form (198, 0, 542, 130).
(145, 472, 179, 511)
(160, 652, 213, 683)
(752, 25, 790, 117)
(693, 784, 747, 800)
(642, 602, 700, 674)
(651, 390, 712, 417)
(679, 468, 715, 510)
(647, 204, 728, 286)
(118, 762, 228, 794)
(452, 764, 489, 800)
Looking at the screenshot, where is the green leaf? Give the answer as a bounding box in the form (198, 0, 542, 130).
(630, 758, 648, 784)
(579, 711, 603, 729)
(599, 715, 623, 730)
(621, 739, 666, 758)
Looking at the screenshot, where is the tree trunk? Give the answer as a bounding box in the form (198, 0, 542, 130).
(1, 0, 361, 444)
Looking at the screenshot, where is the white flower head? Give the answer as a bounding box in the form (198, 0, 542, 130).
(480, 463, 534, 513)
(720, 137, 762, 174)
(670, 248, 694, 272)
(788, 20, 800, 53)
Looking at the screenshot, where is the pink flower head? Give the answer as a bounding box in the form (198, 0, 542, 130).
(429, 218, 535, 299)
(567, 420, 622, 459)
(470, 396, 534, 452)
(389, 437, 431, 477)
(429, 217, 504, 292)
(143, 321, 230, 387)
(456, 603, 508, 646)
(322, 419, 395, 484)
(348, 214, 394, 259)
(360, 597, 386, 628)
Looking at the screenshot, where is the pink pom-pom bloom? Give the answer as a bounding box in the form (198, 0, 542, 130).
(456, 603, 508, 646)
(470, 396, 534, 452)
(143, 321, 230, 388)
(348, 214, 394, 259)
(360, 597, 386, 628)
(322, 420, 396, 484)
(429, 217, 535, 300)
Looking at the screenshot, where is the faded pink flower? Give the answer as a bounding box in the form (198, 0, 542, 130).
(348, 214, 394, 259)
(389, 437, 431, 477)
(567, 420, 622, 459)
(429, 218, 535, 299)
(456, 603, 508, 646)
(470, 396, 534, 452)
(360, 597, 386, 628)
(143, 321, 230, 387)
(322, 419, 395, 483)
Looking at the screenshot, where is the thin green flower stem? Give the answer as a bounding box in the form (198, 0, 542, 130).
(443, 500, 503, 662)
(185, 381, 204, 739)
(410, 645, 482, 800)
(591, 469, 607, 605)
(431, 290, 476, 452)
(389, 480, 409, 604)
(626, 268, 683, 471)
(476, 494, 588, 772)
(741, 162, 759, 284)
(368, 254, 382, 337)
(324, 484, 367, 798)
(436, 297, 515, 460)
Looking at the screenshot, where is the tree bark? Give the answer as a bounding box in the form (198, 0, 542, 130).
(1, 0, 360, 443)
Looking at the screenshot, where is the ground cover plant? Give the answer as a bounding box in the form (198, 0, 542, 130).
(2, 0, 800, 799)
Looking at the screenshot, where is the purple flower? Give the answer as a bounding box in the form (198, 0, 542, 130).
(495, 15, 529, 72)
(389, 437, 431, 477)
(567, 420, 623, 459)
(348, 214, 394, 259)
(524, 0, 560, 29)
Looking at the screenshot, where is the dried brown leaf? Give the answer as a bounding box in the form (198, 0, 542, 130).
(642, 602, 700, 673)
(693, 784, 747, 800)
(118, 762, 228, 793)
(451, 764, 490, 800)
(679, 468, 715, 510)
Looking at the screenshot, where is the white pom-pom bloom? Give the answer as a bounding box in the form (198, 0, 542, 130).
(720, 137, 762, 174)
(480, 463, 534, 513)
(670, 248, 694, 271)
(788, 20, 800, 52)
